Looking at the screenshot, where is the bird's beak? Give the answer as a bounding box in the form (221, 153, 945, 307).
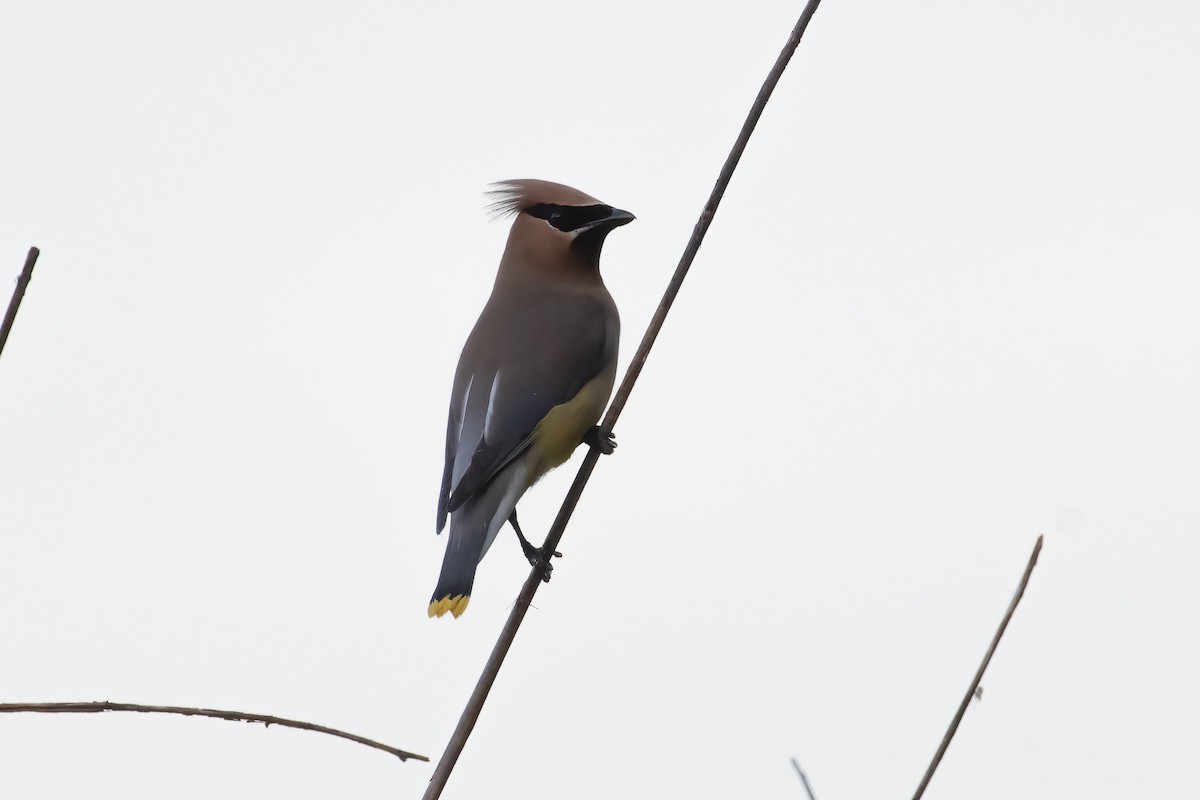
(583, 207, 636, 233)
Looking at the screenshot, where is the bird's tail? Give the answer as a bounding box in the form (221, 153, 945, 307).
(429, 459, 529, 619)
(428, 515, 486, 618)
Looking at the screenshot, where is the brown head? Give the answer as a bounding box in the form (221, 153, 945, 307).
(487, 179, 635, 284)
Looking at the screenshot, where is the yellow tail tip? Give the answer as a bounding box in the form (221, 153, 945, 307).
(428, 594, 470, 618)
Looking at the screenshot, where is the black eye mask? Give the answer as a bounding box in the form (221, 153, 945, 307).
(524, 203, 614, 232)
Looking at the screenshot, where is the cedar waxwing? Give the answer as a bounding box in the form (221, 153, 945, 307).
(429, 180, 634, 618)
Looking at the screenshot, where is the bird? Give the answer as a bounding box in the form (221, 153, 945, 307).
(428, 179, 634, 618)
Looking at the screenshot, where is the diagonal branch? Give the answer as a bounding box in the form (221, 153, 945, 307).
(791, 756, 819, 800)
(1, 246, 41, 361)
(0, 701, 428, 762)
(911, 534, 1044, 800)
(422, 3, 826, 798)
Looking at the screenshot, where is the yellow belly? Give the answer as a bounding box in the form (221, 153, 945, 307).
(528, 368, 615, 479)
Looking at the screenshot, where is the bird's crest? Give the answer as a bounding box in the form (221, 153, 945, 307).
(485, 179, 604, 220)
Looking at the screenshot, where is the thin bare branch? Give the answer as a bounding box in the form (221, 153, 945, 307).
(0, 701, 428, 762)
(791, 757, 819, 800)
(422, 3, 826, 797)
(0, 246, 41, 360)
(911, 534, 1044, 800)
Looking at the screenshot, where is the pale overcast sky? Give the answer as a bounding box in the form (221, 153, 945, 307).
(2, 2, 1198, 798)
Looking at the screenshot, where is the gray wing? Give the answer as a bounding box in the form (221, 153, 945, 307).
(436, 291, 617, 532)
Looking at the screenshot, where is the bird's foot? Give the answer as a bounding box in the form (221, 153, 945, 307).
(510, 511, 560, 582)
(522, 542, 561, 583)
(584, 425, 616, 455)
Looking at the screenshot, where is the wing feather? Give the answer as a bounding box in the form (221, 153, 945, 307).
(438, 291, 616, 519)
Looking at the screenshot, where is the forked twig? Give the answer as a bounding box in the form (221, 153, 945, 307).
(911, 535, 1044, 799)
(0, 701, 428, 762)
(422, 3, 826, 797)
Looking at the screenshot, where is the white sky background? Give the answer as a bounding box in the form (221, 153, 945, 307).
(1, 1, 1197, 797)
